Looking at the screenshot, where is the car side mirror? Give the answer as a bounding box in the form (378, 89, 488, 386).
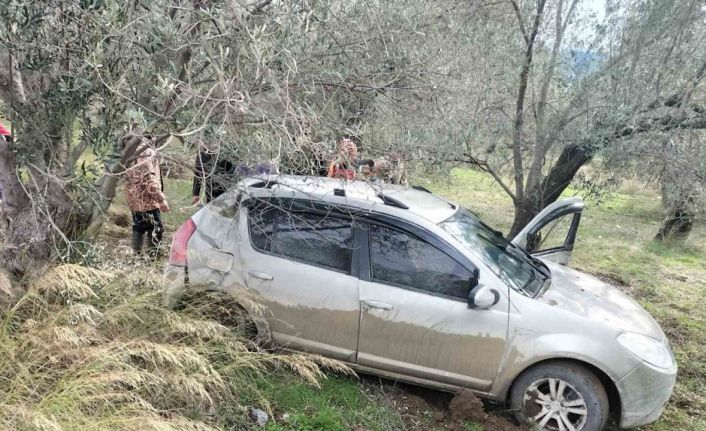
(468, 285, 500, 309)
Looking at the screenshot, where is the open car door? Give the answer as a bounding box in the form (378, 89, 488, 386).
(511, 197, 584, 265)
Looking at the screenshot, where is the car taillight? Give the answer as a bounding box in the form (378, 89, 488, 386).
(169, 218, 196, 267)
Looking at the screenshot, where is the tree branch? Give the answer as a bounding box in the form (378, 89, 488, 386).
(511, 0, 547, 202)
(250, 0, 274, 15)
(510, 0, 530, 45)
(538, 109, 706, 208)
(460, 154, 518, 203)
(527, 0, 579, 192)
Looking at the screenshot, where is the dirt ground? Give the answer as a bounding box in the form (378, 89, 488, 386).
(361, 376, 528, 431)
(445, 389, 527, 431)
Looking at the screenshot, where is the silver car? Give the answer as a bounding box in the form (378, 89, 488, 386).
(163, 175, 676, 431)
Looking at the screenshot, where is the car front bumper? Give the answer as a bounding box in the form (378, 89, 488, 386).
(617, 360, 677, 428)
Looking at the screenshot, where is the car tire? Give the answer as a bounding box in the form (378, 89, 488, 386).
(510, 361, 609, 431)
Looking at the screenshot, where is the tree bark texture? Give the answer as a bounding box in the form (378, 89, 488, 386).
(507, 142, 593, 237)
(506, 102, 705, 238)
(0, 137, 52, 275)
(655, 204, 695, 241)
(655, 168, 700, 241)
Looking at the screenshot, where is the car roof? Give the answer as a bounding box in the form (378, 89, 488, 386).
(240, 175, 457, 224)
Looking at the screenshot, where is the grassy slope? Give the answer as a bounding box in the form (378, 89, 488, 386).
(110, 169, 705, 430)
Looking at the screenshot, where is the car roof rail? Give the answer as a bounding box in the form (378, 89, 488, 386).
(249, 179, 279, 189)
(412, 185, 432, 193)
(377, 193, 409, 210)
(333, 188, 346, 197)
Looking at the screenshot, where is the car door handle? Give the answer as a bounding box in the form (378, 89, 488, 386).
(361, 299, 393, 310)
(248, 270, 273, 281)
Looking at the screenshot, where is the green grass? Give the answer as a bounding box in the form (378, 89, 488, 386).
(242, 373, 404, 431)
(160, 178, 198, 231)
(464, 421, 484, 431)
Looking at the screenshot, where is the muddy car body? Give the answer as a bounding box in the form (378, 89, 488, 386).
(163, 175, 676, 431)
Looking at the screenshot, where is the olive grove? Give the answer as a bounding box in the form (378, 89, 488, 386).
(0, 0, 435, 277)
(0, 0, 705, 281)
(366, 0, 706, 237)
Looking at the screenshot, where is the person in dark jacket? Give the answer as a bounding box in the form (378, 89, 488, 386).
(191, 148, 235, 205)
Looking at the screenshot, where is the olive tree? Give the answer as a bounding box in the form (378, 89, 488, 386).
(0, 0, 428, 278)
(502, 0, 706, 236)
(473, 0, 706, 236)
(367, 0, 706, 236)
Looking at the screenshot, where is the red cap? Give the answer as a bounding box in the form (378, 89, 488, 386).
(0, 123, 10, 136)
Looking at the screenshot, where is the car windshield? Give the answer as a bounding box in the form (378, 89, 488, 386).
(439, 208, 548, 296)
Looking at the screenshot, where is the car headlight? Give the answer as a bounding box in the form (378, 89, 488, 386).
(617, 332, 673, 369)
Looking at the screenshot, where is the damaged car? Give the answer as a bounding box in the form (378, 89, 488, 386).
(163, 175, 676, 431)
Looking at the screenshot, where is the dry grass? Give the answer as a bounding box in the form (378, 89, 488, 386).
(0, 264, 351, 431)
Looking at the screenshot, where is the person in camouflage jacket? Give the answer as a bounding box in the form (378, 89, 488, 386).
(124, 137, 170, 257)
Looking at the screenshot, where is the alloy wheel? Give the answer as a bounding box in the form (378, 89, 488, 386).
(522, 377, 589, 431)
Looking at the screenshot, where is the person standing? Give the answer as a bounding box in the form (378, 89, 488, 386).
(327, 138, 374, 180)
(192, 146, 235, 205)
(124, 135, 170, 258)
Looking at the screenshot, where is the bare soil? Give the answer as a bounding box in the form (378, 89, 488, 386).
(365, 377, 528, 431)
(109, 211, 131, 228)
(446, 389, 527, 431)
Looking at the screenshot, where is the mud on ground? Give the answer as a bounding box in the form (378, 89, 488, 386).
(363, 377, 528, 431)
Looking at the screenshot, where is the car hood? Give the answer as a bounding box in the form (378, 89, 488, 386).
(537, 260, 665, 340)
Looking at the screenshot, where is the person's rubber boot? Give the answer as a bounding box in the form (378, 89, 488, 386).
(131, 230, 145, 257)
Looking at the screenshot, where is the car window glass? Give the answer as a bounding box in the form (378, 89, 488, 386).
(249, 205, 276, 252)
(369, 224, 473, 299)
(528, 214, 574, 253)
(276, 212, 353, 272)
(440, 209, 544, 295)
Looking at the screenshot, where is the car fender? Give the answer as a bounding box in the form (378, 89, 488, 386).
(489, 331, 640, 401)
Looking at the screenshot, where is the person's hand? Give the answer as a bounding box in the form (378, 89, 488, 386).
(159, 200, 171, 213)
(191, 195, 201, 206)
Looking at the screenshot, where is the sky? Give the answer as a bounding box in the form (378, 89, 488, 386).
(585, 0, 606, 22)
(575, 0, 608, 41)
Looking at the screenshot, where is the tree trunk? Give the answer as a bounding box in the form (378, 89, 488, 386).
(509, 197, 542, 239)
(0, 122, 96, 274)
(655, 204, 695, 241)
(655, 176, 699, 241)
(507, 142, 594, 237)
(0, 138, 52, 276)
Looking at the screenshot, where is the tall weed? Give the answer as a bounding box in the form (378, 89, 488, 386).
(0, 264, 350, 430)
